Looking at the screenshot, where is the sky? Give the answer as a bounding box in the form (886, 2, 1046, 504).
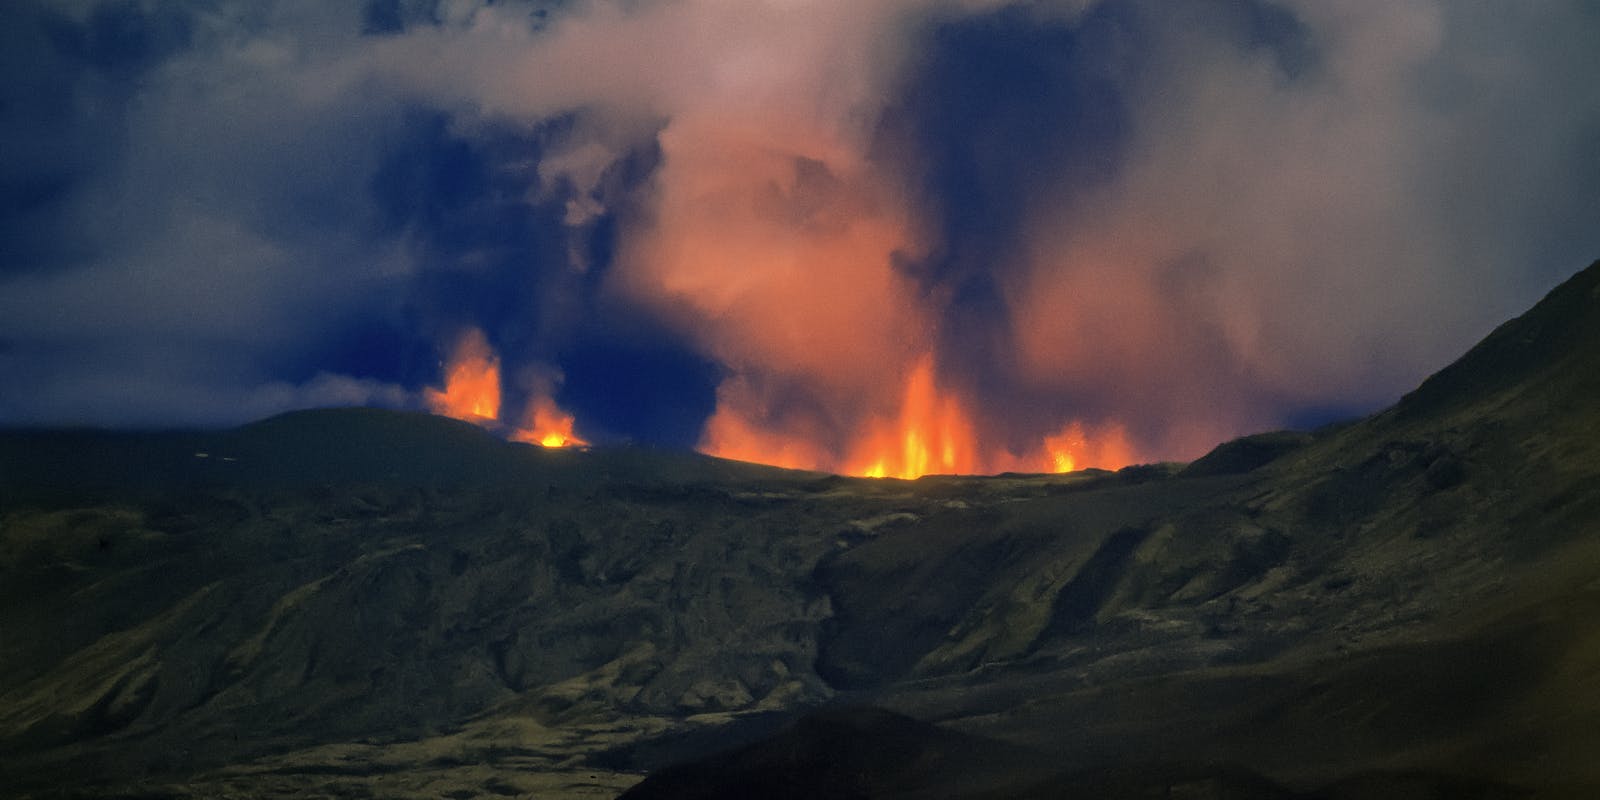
(2, 0, 1598, 475)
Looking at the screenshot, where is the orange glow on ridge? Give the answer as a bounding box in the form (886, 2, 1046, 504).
(700, 352, 1141, 479)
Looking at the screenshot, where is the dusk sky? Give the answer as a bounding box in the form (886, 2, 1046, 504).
(2, 0, 1598, 476)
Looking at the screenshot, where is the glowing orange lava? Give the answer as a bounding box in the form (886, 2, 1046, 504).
(426, 328, 586, 449)
(1040, 420, 1135, 477)
(512, 395, 588, 449)
(846, 355, 979, 479)
(425, 329, 501, 422)
(424, 331, 1127, 472)
(701, 352, 1139, 479)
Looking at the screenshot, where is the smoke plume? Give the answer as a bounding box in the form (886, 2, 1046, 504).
(2, 0, 1596, 474)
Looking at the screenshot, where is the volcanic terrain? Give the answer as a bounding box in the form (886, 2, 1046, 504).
(3, 260, 1599, 798)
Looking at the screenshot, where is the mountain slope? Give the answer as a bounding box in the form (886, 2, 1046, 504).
(0, 260, 1597, 799)
(803, 260, 1600, 790)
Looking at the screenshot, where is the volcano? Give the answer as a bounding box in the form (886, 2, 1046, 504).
(2, 260, 1599, 799)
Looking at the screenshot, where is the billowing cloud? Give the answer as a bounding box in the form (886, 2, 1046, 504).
(2, 0, 1597, 471)
(995, 0, 1600, 455)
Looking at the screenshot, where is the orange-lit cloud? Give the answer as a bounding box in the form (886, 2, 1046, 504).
(581, 1, 1151, 476)
(394, 1, 1493, 476)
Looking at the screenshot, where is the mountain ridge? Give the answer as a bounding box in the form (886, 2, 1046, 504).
(1, 259, 1598, 798)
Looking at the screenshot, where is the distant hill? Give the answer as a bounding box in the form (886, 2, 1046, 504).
(0, 406, 807, 498)
(1, 260, 1597, 799)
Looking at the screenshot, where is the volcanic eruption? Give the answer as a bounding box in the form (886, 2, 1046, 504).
(4, 0, 1566, 481)
(426, 328, 587, 449)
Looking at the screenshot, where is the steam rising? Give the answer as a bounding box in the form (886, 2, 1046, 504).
(1, 0, 1597, 471)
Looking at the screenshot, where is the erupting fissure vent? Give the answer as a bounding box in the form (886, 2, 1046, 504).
(702, 353, 1136, 479)
(426, 329, 588, 449)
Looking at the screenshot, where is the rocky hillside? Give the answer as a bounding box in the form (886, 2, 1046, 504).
(2, 261, 1598, 799)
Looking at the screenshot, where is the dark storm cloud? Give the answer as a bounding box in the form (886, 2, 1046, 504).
(46, 0, 195, 73)
(0, 0, 702, 439)
(877, 2, 1136, 419)
(886, 2, 1132, 287)
(0, 3, 139, 275)
(0, 1, 419, 425)
(559, 324, 721, 447)
(372, 112, 577, 348)
(363, 107, 690, 443)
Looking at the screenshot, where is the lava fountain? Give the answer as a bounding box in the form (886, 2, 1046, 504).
(426, 328, 586, 449)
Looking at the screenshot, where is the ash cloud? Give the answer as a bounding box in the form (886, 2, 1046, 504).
(1066, 0, 1600, 454)
(2, 0, 1598, 464)
(888, 0, 1600, 457)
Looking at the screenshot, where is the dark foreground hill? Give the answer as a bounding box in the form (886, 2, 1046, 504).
(2, 260, 1598, 799)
